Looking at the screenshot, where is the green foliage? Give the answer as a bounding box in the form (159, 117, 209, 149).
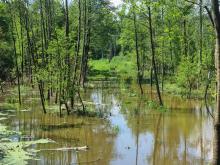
(0, 3, 14, 82)
(89, 59, 111, 72)
(89, 55, 136, 80)
(0, 103, 18, 111)
(110, 55, 136, 79)
(146, 100, 168, 112)
(176, 57, 200, 96)
(111, 125, 120, 135)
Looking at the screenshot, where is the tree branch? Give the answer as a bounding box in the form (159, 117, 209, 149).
(185, 0, 215, 28)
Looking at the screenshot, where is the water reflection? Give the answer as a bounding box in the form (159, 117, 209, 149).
(1, 83, 214, 165)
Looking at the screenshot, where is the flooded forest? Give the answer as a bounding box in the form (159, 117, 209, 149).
(1, 0, 220, 164)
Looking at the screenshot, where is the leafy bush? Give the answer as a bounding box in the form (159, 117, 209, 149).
(176, 57, 200, 97)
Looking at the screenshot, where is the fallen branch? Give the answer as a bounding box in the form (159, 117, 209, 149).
(40, 146, 89, 151)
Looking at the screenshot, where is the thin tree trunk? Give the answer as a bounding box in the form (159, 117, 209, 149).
(65, 0, 71, 112)
(38, 81, 46, 114)
(9, 6, 21, 105)
(12, 31, 21, 105)
(148, 7, 163, 106)
(80, 0, 88, 87)
(71, 0, 82, 109)
(81, 0, 91, 88)
(161, 7, 165, 92)
(199, 0, 203, 64)
(133, 11, 143, 95)
(204, 71, 211, 102)
(183, 19, 188, 57)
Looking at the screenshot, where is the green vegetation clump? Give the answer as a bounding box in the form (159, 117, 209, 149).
(0, 114, 54, 165)
(0, 103, 18, 111)
(111, 125, 120, 135)
(0, 138, 54, 165)
(175, 57, 200, 97)
(89, 55, 137, 81)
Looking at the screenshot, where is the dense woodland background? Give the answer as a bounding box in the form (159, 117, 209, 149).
(0, 0, 216, 106)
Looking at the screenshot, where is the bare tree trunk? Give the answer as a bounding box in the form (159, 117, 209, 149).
(212, 0, 220, 164)
(71, 0, 85, 112)
(199, 0, 203, 64)
(148, 6, 163, 106)
(183, 19, 188, 57)
(12, 31, 21, 106)
(38, 80, 46, 114)
(65, 0, 71, 113)
(161, 7, 165, 92)
(80, 0, 88, 87)
(133, 11, 143, 95)
(81, 0, 91, 88)
(214, 35, 220, 165)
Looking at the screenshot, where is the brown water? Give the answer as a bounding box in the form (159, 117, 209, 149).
(0, 83, 214, 165)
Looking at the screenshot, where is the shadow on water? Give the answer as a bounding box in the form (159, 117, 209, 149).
(0, 82, 214, 165)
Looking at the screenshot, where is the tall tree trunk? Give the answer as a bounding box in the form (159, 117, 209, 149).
(148, 6, 163, 106)
(71, 0, 84, 111)
(80, 0, 88, 87)
(9, 4, 21, 105)
(74, 0, 82, 80)
(80, 0, 91, 88)
(183, 19, 188, 57)
(24, 1, 46, 113)
(199, 0, 203, 64)
(214, 34, 220, 165)
(19, 16, 24, 84)
(65, 0, 71, 110)
(212, 0, 220, 164)
(133, 11, 143, 95)
(12, 31, 21, 106)
(161, 7, 165, 92)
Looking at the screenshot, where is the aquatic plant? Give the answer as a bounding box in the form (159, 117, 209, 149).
(111, 125, 120, 135)
(0, 115, 54, 165)
(0, 139, 55, 165)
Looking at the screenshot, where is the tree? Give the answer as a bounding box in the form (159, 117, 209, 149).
(211, 0, 220, 164)
(133, 9, 143, 94)
(148, 5, 163, 106)
(0, 3, 14, 83)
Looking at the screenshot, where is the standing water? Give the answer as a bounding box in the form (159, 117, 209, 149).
(0, 82, 214, 165)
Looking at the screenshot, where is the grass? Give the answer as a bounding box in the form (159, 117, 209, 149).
(89, 55, 215, 100)
(89, 55, 137, 81)
(0, 103, 18, 111)
(164, 82, 215, 100)
(89, 59, 111, 72)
